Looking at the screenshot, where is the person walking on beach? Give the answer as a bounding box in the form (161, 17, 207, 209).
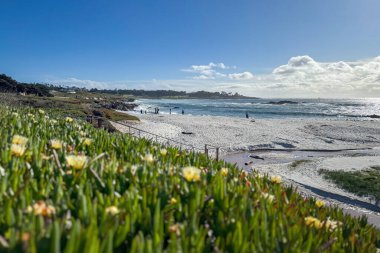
(246, 112, 249, 118)
(140, 109, 143, 114)
(170, 108, 171, 114)
(182, 109, 184, 115)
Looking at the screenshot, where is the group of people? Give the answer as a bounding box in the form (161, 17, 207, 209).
(141, 107, 250, 118)
(139, 107, 185, 115)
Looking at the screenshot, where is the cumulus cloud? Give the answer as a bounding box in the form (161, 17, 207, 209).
(48, 77, 107, 89)
(228, 72, 254, 80)
(181, 62, 232, 79)
(271, 55, 380, 87)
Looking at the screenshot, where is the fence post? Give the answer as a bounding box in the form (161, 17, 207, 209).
(139, 130, 141, 138)
(205, 144, 208, 157)
(216, 147, 219, 161)
(97, 118, 103, 128)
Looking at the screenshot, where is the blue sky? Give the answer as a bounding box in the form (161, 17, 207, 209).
(1, 0, 380, 97)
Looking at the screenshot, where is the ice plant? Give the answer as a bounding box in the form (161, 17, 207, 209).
(182, 166, 201, 182)
(38, 109, 45, 114)
(270, 175, 282, 184)
(170, 197, 177, 204)
(262, 192, 275, 203)
(324, 218, 342, 232)
(305, 216, 322, 229)
(11, 144, 26, 157)
(142, 154, 155, 163)
(83, 138, 92, 146)
(12, 135, 28, 145)
(105, 206, 120, 216)
(50, 139, 63, 150)
(65, 117, 73, 123)
(66, 155, 87, 170)
(160, 148, 167, 156)
(27, 201, 56, 217)
(220, 167, 228, 176)
(315, 199, 325, 208)
(169, 224, 181, 236)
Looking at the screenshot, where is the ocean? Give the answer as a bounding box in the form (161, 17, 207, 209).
(134, 98, 380, 119)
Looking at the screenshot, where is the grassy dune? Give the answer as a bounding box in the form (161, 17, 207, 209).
(0, 107, 379, 252)
(320, 167, 380, 202)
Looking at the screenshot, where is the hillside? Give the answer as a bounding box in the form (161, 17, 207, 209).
(0, 74, 52, 97)
(0, 106, 378, 252)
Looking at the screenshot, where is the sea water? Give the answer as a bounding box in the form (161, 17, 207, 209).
(134, 98, 380, 119)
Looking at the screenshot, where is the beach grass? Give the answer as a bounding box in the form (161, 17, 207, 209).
(0, 106, 379, 252)
(290, 159, 311, 169)
(320, 166, 380, 201)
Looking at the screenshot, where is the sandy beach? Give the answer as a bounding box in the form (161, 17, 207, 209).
(112, 113, 380, 227)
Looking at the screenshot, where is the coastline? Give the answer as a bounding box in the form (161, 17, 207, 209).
(112, 111, 380, 227)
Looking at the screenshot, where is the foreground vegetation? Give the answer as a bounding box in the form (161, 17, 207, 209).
(320, 167, 380, 202)
(0, 107, 379, 252)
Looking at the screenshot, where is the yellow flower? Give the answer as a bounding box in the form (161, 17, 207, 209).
(41, 153, 51, 160)
(27, 201, 56, 217)
(270, 175, 282, 184)
(324, 218, 342, 232)
(105, 206, 120, 215)
(182, 166, 201, 182)
(305, 216, 322, 229)
(38, 109, 45, 114)
(65, 117, 73, 123)
(82, 138, 92, 146)
(262, 192, 275, 203)
(50, 139, 63, 150)
(220, 167, 228, 176)
(170, 198, 177, 204)
(11, 112, 19, 117)
(142, 154, 155, 163)
(66, 155, 87, 170)
(11, 144, 26, 157)
(79, 131, 86, 137)
(160, 148, 167, 156)
(315, 199, 325, 208)
(12, 135, 28, 145)
(168, 224, 181, 236)
(240, 171, 248, 179)
(27, 113, 34, 118)
(50, 119, 58, 124)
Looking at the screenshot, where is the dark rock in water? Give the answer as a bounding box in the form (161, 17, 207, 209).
(101, 101, 138, 111)
(268, 100, 298, 105)
(367, 114, 380, 119)
(182, 131, 193, 135)
(249, 155, 264, 160)
(244, 161, 253, 166)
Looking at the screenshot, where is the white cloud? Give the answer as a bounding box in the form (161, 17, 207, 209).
(228, 72, 254, 80)
(181, 62, 231, 79)
(48, 77, 107, 89)
(47, 55, 380, 98)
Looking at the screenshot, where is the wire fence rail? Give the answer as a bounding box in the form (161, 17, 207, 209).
(85, 115, 221, 161)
